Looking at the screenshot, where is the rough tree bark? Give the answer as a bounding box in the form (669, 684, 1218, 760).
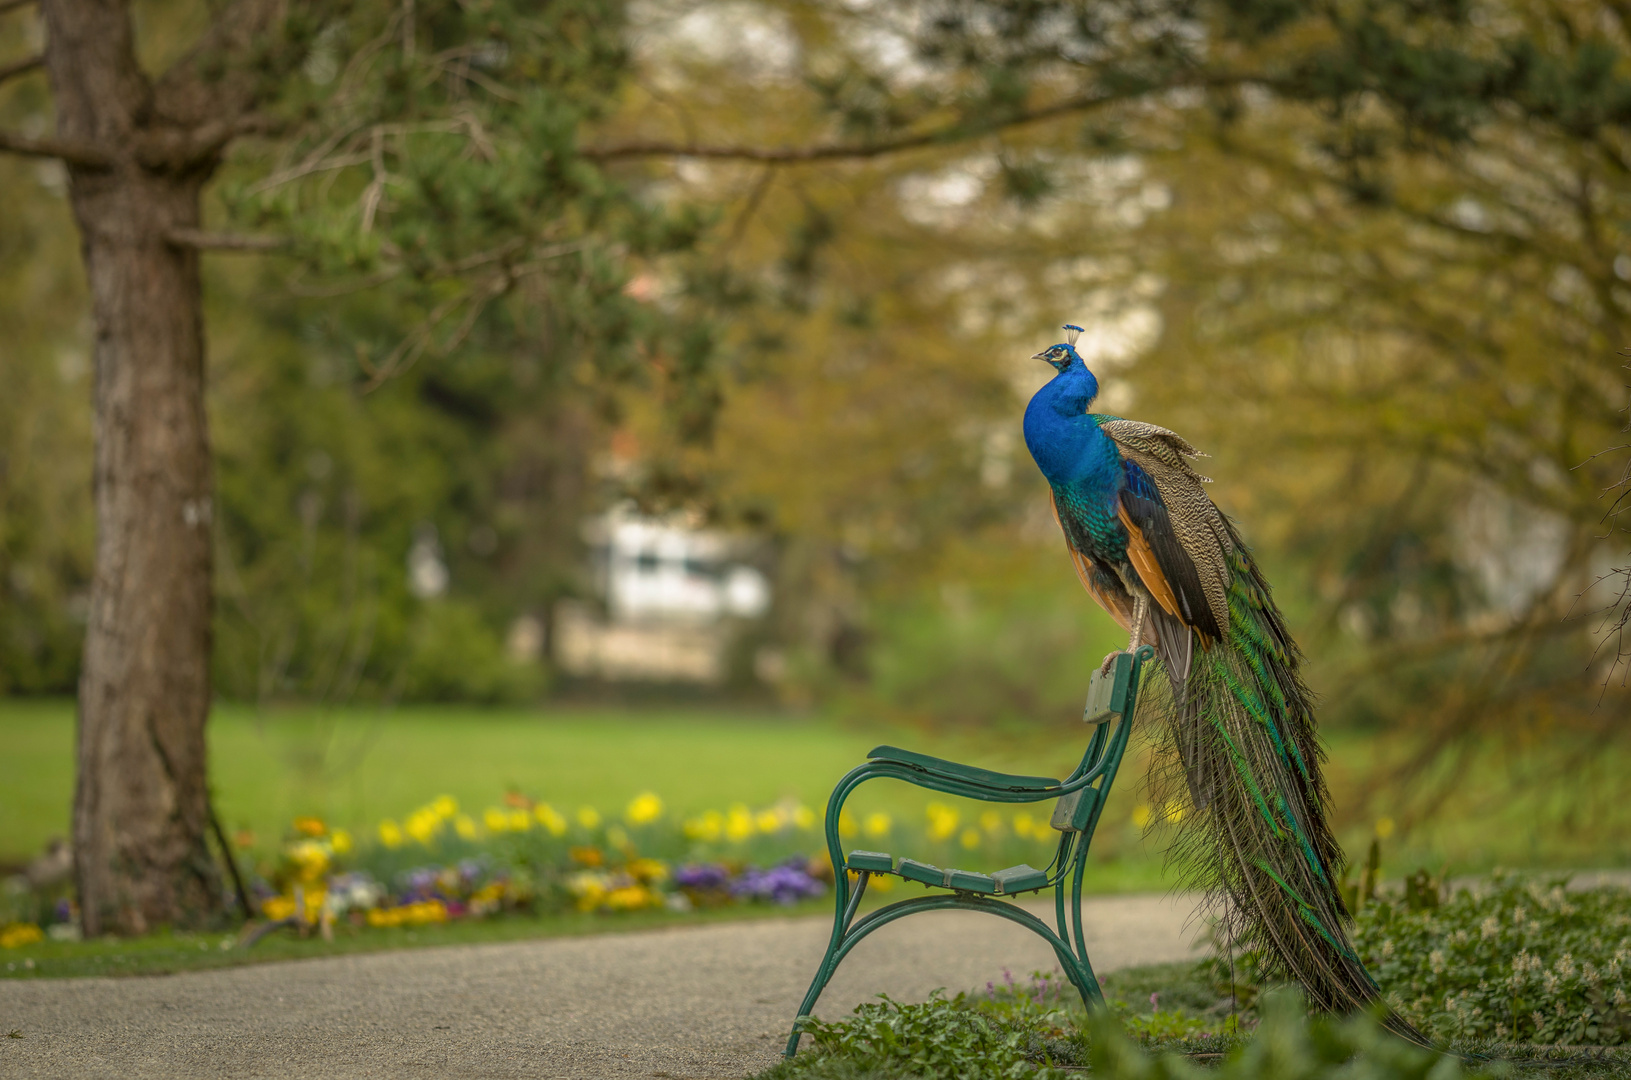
(30, 0, 289, 934)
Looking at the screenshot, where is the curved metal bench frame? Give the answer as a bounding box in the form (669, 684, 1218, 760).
(784, 645, 1156, 1058)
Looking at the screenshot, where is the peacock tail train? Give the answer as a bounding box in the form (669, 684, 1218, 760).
(1023, 334, 1426, 1042)
(1152, 520, 1421, 1041)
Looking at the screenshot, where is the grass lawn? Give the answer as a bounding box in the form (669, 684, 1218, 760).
(0, 697, 1137, 866)
(5, 696, 1631, 884)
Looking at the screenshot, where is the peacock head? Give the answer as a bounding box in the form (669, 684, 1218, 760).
(1032, 325, 1088, 374)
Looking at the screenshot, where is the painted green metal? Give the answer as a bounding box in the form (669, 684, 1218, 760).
(784, 646, 1155, 1058)
(845, 851, 894, 873)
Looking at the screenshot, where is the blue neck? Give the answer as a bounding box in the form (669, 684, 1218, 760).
(1023, 363, 1118, 488)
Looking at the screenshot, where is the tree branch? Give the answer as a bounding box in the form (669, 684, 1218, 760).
(137, 112, 286, 171)
(165, 229, 290, 252)
(0, 128, 112, 168)
(582, 89, 1152, 164)
(0, 53, 42, 86)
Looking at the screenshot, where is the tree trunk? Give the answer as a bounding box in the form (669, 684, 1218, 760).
(44, 0, 222, 935)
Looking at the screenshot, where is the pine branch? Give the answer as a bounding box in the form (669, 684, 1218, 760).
(0, 53, 42, 86)
(0, 128, 111, 167)
(165, 229, 290, 252)
(582, 89, 1150, 163)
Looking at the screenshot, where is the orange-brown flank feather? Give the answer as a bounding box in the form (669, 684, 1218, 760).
(1116, 503, 1185, 624)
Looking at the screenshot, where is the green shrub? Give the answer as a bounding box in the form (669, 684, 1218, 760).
(764, 989, 1474, 1080)
(1354, 875, 1631, 1046)
(796, 993, 1053, 1080)
(397, 601, 546, 703)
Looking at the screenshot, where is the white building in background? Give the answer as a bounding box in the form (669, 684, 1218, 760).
(553, 505, 770, 683)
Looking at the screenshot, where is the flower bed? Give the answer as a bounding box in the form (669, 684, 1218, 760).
(1, 792, 1065, 943)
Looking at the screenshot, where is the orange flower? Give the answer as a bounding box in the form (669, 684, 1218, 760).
(292, 816, 327, 837)
(570, 846, 605, 868)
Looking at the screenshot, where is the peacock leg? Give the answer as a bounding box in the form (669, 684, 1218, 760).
(1128, 595, 1149, 652)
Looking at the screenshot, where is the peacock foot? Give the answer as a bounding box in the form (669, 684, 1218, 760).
(1099, 651, 1121, 676)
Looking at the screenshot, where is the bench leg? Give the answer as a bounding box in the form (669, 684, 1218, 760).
(785, 870, 870, 1057)
(785, 891, 1106, 1058)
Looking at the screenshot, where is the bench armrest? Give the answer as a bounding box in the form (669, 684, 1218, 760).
(865, 745, 1059, 792)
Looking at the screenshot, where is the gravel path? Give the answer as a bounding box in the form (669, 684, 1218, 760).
(0, 892, 1202, 1080)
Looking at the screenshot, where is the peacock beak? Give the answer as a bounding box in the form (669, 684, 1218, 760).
(1032, 351, 1051, 362)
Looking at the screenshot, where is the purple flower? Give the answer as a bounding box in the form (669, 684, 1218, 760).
(53, 898, 71, 923)
(730, 863, 825, 905)
(676, 863, 732, 891)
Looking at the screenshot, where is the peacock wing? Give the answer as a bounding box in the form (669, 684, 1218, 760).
(1098, 419, 1232, 644)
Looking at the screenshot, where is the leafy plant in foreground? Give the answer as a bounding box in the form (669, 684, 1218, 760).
(768, 989, 1475, 1080)
(1354, 875, 1631, 1046)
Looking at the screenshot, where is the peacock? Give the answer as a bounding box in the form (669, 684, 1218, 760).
(1023, 324, 1417, 1037)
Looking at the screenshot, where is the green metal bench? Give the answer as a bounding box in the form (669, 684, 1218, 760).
(784, 644, 1156, 1058)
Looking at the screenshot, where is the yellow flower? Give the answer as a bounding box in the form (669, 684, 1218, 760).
(262, 896, 297, 921)
(431, 795, 457, 819)
(628, 857, 669, 884)
(1131, 804, 1154, 829)
(288, 840, 329, 882)
(535, 803, 568, 836)
(979, 810, 1003, 835)
(508, 809, 532, 832)
(330, 828, 353, 855)
(300, 888, 327, 923)
(793, 804, 817, 830)
(0, 923, 43, 949)
(1376, 817, 1396, 839)
(376, 899, 450, 925)
(960, 828, 981, 850)
(726, 805, 755, 842)
(1013, 812, 1036, 839)
(483, 807, 509, 833)
(292, 816, 327, 837)
(604, 884, 660, 911)
(870, 874, 895, 893)
(567, 870, 609, 911)
(684, 810, 723, 842)
(863, 812, 892, 838)
(625, 792, 664, 825)
(576, 806, 602, 830)
(405, 809, 440, 846)
(454, 814, 478, 840)
(755, 808, 784, 833)
(926, 802, 959, 841)
(837, 809, 858, 839)
(367, 906, 401, 928)
(605, 825, 630, 851)
(378, 820, 404, 848)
